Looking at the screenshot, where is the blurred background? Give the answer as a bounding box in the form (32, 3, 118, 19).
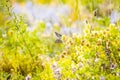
(1, 0, 120, 36)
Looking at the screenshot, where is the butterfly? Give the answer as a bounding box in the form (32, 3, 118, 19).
(55, 32, 62, 43)
(55, 32, 62, 39)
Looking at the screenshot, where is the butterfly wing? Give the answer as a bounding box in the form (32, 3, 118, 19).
(55, 39, 62, 43)
(55, 32, 62, 39)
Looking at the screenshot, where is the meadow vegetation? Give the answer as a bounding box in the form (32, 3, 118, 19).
(0, 0, 120, 80)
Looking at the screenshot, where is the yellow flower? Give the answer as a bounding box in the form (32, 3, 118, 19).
(61, 35, 66, 42)
(67, 37, 73, 45)
(109, 23, 115, 28)
(8, 30, 13, 36)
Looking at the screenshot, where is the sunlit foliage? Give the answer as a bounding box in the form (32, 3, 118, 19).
(0, 0, 120, 80)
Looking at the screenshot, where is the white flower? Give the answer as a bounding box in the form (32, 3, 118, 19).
(25, 75, 31, 80)
(94, 58, 99, 63)
(2, 34, 7, 38)
(99, 76, 105, 80)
